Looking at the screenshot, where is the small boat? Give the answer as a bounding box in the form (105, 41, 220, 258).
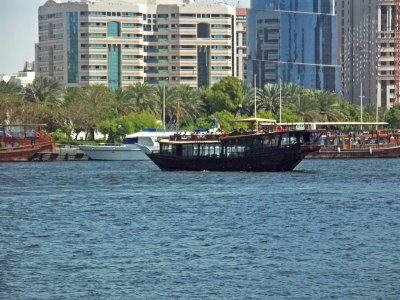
(276, 122, 400, 159)
(146, 118, 322, 172)
(306, 130, 400, 159)
(0, 124, 56, 162)
(78, 128, 177, 161)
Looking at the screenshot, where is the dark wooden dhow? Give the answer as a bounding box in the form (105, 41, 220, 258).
(146, 119, 322, 172)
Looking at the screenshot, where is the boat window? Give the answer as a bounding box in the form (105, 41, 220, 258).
(182, 144, 195, 157)
(289, 133, 299, 145)
(26, 129, 36, 138)
(262, 135, 271, 146)
(199, 144, 209, 157)
(124, 137, 138, 144)
(138, 137, 153, 146)
(281, 133, 290, 146)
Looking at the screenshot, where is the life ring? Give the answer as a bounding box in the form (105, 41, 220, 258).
(275, 125, 283, 132)
(35, 132, 41, 138)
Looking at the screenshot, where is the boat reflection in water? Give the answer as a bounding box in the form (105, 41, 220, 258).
(146, 118, 322, 172)
(79, 129, 177, 161)
(0, 124, 55, 162)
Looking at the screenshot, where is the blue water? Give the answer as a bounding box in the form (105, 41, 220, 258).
(0, 160, 399, 299)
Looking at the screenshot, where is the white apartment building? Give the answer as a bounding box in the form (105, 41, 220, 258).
(235, 8, 247, 82)
(36, 0, 236, 88)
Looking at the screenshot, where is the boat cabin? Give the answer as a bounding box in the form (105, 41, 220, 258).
(159, 130, 318, 159)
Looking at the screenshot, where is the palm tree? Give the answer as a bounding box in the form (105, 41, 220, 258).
(257, 83, 281, 114)
(311, 90, 343, 122)
(124, 82, 157, 113)
(0, 81, 22, 95)
(289, 92, 320, 122)
(282, 82, 302, 106)
(24, 76, 62, 105)
(170, 85, 204, 128)
(112, 87, 129, 115)
(154, 85, 176, 124)
(241, 82, 257, 116)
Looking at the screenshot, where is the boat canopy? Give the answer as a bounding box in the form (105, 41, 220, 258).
(234, 117, 277, 124)
(277, 122, 389, 130)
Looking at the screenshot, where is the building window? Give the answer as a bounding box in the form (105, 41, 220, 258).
(197, 23, 210, 38)
(67, 12, 79, 84)
(107, 21, 120, 37)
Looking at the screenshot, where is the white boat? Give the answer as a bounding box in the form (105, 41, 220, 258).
(79, 129, 176, 161)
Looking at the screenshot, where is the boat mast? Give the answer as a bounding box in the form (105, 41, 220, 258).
(163, 85, 166, 130)
(360, 82, 364, 130)
(176, 100, 180, 132)
(279, 79, 282, 123)
(254, 74, 257, 118)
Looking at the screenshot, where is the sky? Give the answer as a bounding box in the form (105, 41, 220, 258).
(0, 0, 250, 75)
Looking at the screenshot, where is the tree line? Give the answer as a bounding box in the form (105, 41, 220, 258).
(1, 76, 400, 142)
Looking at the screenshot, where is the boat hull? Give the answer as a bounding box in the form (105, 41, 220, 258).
(147, 147, 305, 172)
(306, 146, 400, 159)
(79, 144, 149, 161)
(0, 142, 55, 162)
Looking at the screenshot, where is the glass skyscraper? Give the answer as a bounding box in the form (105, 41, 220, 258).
(247, 0, 339, 92)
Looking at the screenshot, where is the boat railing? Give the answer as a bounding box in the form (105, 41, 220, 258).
(321, 143, 398, 151)
(170, 133, 220, 141)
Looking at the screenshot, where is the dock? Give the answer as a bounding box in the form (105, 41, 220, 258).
(31, 147, 89, 161)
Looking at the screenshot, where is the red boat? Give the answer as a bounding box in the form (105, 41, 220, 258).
(0, 124, 56, 162)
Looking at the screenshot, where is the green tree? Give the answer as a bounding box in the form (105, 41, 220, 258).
(125, 82, 157, 113)
(337, 100, 360, 122)
(310, 90, 343, 121)
(385, 105, 400, 128)
(204, 76, 244, 115)
(195, 110, 236, 132)
(0, 81, 23, 95)
(98, 111, 160, 142)
(171, 85, 204, 128)
(257, 83, 281, 114)
(24, 76, 62, 104)
(289, 92, 320, 122)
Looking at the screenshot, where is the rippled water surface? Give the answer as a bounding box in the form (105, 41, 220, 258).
(1, 159, 399, 299)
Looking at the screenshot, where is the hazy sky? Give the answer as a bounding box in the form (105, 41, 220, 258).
(0, 0, 250, 75)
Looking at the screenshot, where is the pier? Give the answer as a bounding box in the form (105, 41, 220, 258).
(31, 147, 89, 161)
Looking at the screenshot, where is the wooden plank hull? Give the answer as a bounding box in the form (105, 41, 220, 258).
(147, 147, 306, 172)
(306, 146, 400, 159)
(0, 142, 55, 162)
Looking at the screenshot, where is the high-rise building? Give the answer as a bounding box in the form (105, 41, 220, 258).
(336, 0, 377, 106)
(246, 0, 339, 91)
(36, 0, 236, 88)
(236, 8, 247, 82)
(377, 1, 398, 109)
(336, 0, 400, 109)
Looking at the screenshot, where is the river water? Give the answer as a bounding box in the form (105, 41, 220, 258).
(0, 159, 399, 299)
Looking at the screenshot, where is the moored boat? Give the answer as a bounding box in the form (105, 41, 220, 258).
(78, 128, 177, 161)
(146, 118, 322, 172)
(0, 124, 56, 162)
(306, 129, 400, 159)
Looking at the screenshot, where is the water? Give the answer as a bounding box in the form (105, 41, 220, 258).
(0, 159, 399, 299)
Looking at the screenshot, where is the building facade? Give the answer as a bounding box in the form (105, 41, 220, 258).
(36, 0, 236, 88)
(336, 0, 377, 106)
(336, 0, 399, 109)
(377, 1, 397, 109)
(236, 8, 247, 82)
(247, 0, 339, 91)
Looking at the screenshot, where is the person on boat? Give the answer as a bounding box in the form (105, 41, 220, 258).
(232, 146, 239, 157)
